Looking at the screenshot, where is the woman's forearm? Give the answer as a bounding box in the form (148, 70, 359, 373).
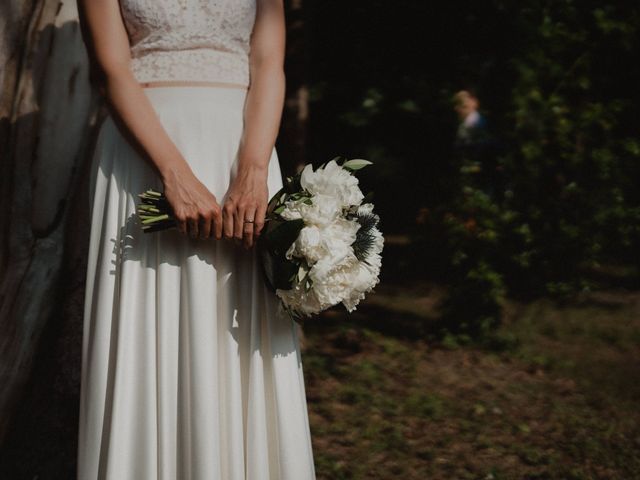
(79, 0, 191, 182)
(101, 65, 193, 181)
(236, 61, 286, 174)
(236, 0, 287, 175)
(220, 0, 285, 247)
(79, 0, 223, 239)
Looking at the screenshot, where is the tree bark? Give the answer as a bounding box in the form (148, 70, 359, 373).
(0, 0, 99, 456)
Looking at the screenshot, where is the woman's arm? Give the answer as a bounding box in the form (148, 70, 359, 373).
(222, 0, 286, 248)
(78, 0, 223, 239)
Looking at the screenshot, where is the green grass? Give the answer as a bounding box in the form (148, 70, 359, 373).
(301, 285, 640, 479)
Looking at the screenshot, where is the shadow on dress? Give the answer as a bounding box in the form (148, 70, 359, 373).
(108, 210, 299, 362)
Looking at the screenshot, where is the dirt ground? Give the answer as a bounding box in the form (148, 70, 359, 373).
(300, 283, 640, 479)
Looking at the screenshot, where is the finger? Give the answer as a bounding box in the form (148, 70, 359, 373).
(213, 207, 223, 240)
(234, 205, 245, 241)
(176, 214, 187, 235)
(243, 224, 254, 249)
(254, 202, 267, 237)
(223, 203, 234, 240)
(243, 205, 257, 249)
(200, 214, 211, 239)
(188, 217, 198, 238)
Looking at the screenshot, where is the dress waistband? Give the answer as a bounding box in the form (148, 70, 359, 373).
(130, 48, 250, 88)
(139, 80, 248, 90)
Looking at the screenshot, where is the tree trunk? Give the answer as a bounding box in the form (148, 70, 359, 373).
(0, 1, 99, 474)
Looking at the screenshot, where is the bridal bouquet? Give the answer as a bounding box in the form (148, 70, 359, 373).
(136, 156, 384, 322)
(260, 157, 383, 321)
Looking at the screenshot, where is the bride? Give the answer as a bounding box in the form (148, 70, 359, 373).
(76, 0, 316, 478)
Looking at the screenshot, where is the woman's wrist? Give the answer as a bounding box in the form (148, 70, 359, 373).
(236, 160, 269, 178)
(158, 158, 194, 185)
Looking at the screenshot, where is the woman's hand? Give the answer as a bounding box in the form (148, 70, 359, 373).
(162, 165, 223, 239)
(222, 164, 269, 248)
(219, 0, 284, 248)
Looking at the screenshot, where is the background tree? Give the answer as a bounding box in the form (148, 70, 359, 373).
(0, 1, 98, 476)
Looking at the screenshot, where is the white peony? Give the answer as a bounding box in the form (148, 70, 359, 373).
(300, 160, 365, 207)
(280, 194, 342, 227)
(276, 284, 324, 316)
(356, 203, 374, 215)
(341, 261, 379, 311)
(317, 217, 360, 262)
(279, 200, 305, 221)
(287, 216, 360, 264)
(308, 251, 360, 308)
(279, 220, 384, 316)
(290, 225, 323, 262)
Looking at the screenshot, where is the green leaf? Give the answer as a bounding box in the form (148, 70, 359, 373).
(342, 158, 372, 171)
(259, 218, 306, 290)
(261, 250, 299, 290)
(284, 173, 302, 194)
(264, 218, 305, 257)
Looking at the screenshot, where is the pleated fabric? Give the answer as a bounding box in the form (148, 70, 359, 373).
(77, 86, 316, 480)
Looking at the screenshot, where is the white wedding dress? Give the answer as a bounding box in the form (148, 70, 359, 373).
(77, 1, 316, 479)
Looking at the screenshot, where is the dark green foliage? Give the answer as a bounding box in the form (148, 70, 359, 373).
(305, 0, 640, 336)
(436, 159, 508, 337)
(259, 218, 305, 290)
(352, 212, 380, 262)
(496, 1, 640, 296)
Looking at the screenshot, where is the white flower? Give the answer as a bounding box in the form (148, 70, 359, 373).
(300, 160, 364, 207)
(278, 221, 383, 316)
(356, 203, 374, 215)
(279, 201, 303, 221)
(341, 261, 379, 311)
(292, 225, 323, 262)
(309, 252, 360, 308)
(319, 217, 360, 262)
(277, 248, 382, 316)
(302, 194, 342, 226)
(276, 284, 323, 316)
(280, 194, 342, 227)
(288, 217, 360, 266)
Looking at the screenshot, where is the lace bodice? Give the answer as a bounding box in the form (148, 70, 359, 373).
(119, 0, 257, 87)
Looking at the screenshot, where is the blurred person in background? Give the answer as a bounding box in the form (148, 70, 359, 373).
(452, 88, 503, 201)
(453, 89, 488, 149)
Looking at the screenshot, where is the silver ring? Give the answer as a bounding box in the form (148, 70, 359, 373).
(244, 219, 254, 223)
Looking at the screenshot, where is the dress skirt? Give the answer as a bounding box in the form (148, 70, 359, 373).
(77, 85, 316, 480)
